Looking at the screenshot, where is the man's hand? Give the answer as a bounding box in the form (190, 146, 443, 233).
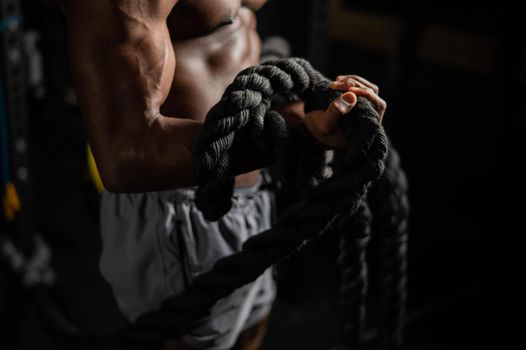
(304, 75, 386, 149)
(330, 75, 386, 121)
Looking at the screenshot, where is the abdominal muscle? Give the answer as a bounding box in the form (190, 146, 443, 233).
(161, 7, 262, 187)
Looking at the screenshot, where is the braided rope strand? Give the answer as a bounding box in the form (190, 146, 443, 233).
(337, 201, 372, 347)
(370, 148, 410, 348)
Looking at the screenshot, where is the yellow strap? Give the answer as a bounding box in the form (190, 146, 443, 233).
(3, 182, 21, 221)
(87, 144, 105, 193)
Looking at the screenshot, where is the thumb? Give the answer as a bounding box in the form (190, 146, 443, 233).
(329, 92, 357, 115)
(304, 92, 358, 139)
(322, 92, 357, 129)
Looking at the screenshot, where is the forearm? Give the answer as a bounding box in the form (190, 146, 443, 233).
(104, 114, 272, 193)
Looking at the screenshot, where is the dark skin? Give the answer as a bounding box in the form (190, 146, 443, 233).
(57, 0, 386, 348)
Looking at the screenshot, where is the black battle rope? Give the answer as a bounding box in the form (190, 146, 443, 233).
(141, 57, 385, 346)
(63, 58, 405, 350)
(336, 146, 409, 349)
(337, 201, 372, 347)
(370, 148, 410, 348)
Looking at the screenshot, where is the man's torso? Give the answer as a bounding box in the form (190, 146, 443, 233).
(161, 0, 266, 122)
(165, 0, 267, 186)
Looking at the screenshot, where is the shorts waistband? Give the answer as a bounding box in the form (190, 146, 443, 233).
(152, 173, 266, 203)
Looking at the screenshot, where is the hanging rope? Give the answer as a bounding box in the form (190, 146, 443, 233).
(337, 201, 372, 347)
(370, 148, 410, 348)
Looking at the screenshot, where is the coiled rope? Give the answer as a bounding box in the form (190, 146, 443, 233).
(120, 57, 389, 349)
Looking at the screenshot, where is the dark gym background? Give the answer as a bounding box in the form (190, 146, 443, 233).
(1, 0, 524, 349)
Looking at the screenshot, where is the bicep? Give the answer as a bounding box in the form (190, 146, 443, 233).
(69, 25, 175, 128)
(65, 1, 176, 169)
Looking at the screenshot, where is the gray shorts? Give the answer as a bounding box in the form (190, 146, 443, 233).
(99, 176, 276, 350)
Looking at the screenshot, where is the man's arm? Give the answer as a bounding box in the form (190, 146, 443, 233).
(65, 0, 215, 192)
(63, 0, 363, 193)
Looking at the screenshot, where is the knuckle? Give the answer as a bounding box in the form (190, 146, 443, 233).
(343, 77, 356, 87)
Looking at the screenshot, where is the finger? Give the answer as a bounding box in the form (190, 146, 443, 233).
(329, 79, 360, 91)
(336, 75, 379, 94)
(330, 77, 371, 93)
(348, 75, 379, 94)
(348, 87, 386, 121)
